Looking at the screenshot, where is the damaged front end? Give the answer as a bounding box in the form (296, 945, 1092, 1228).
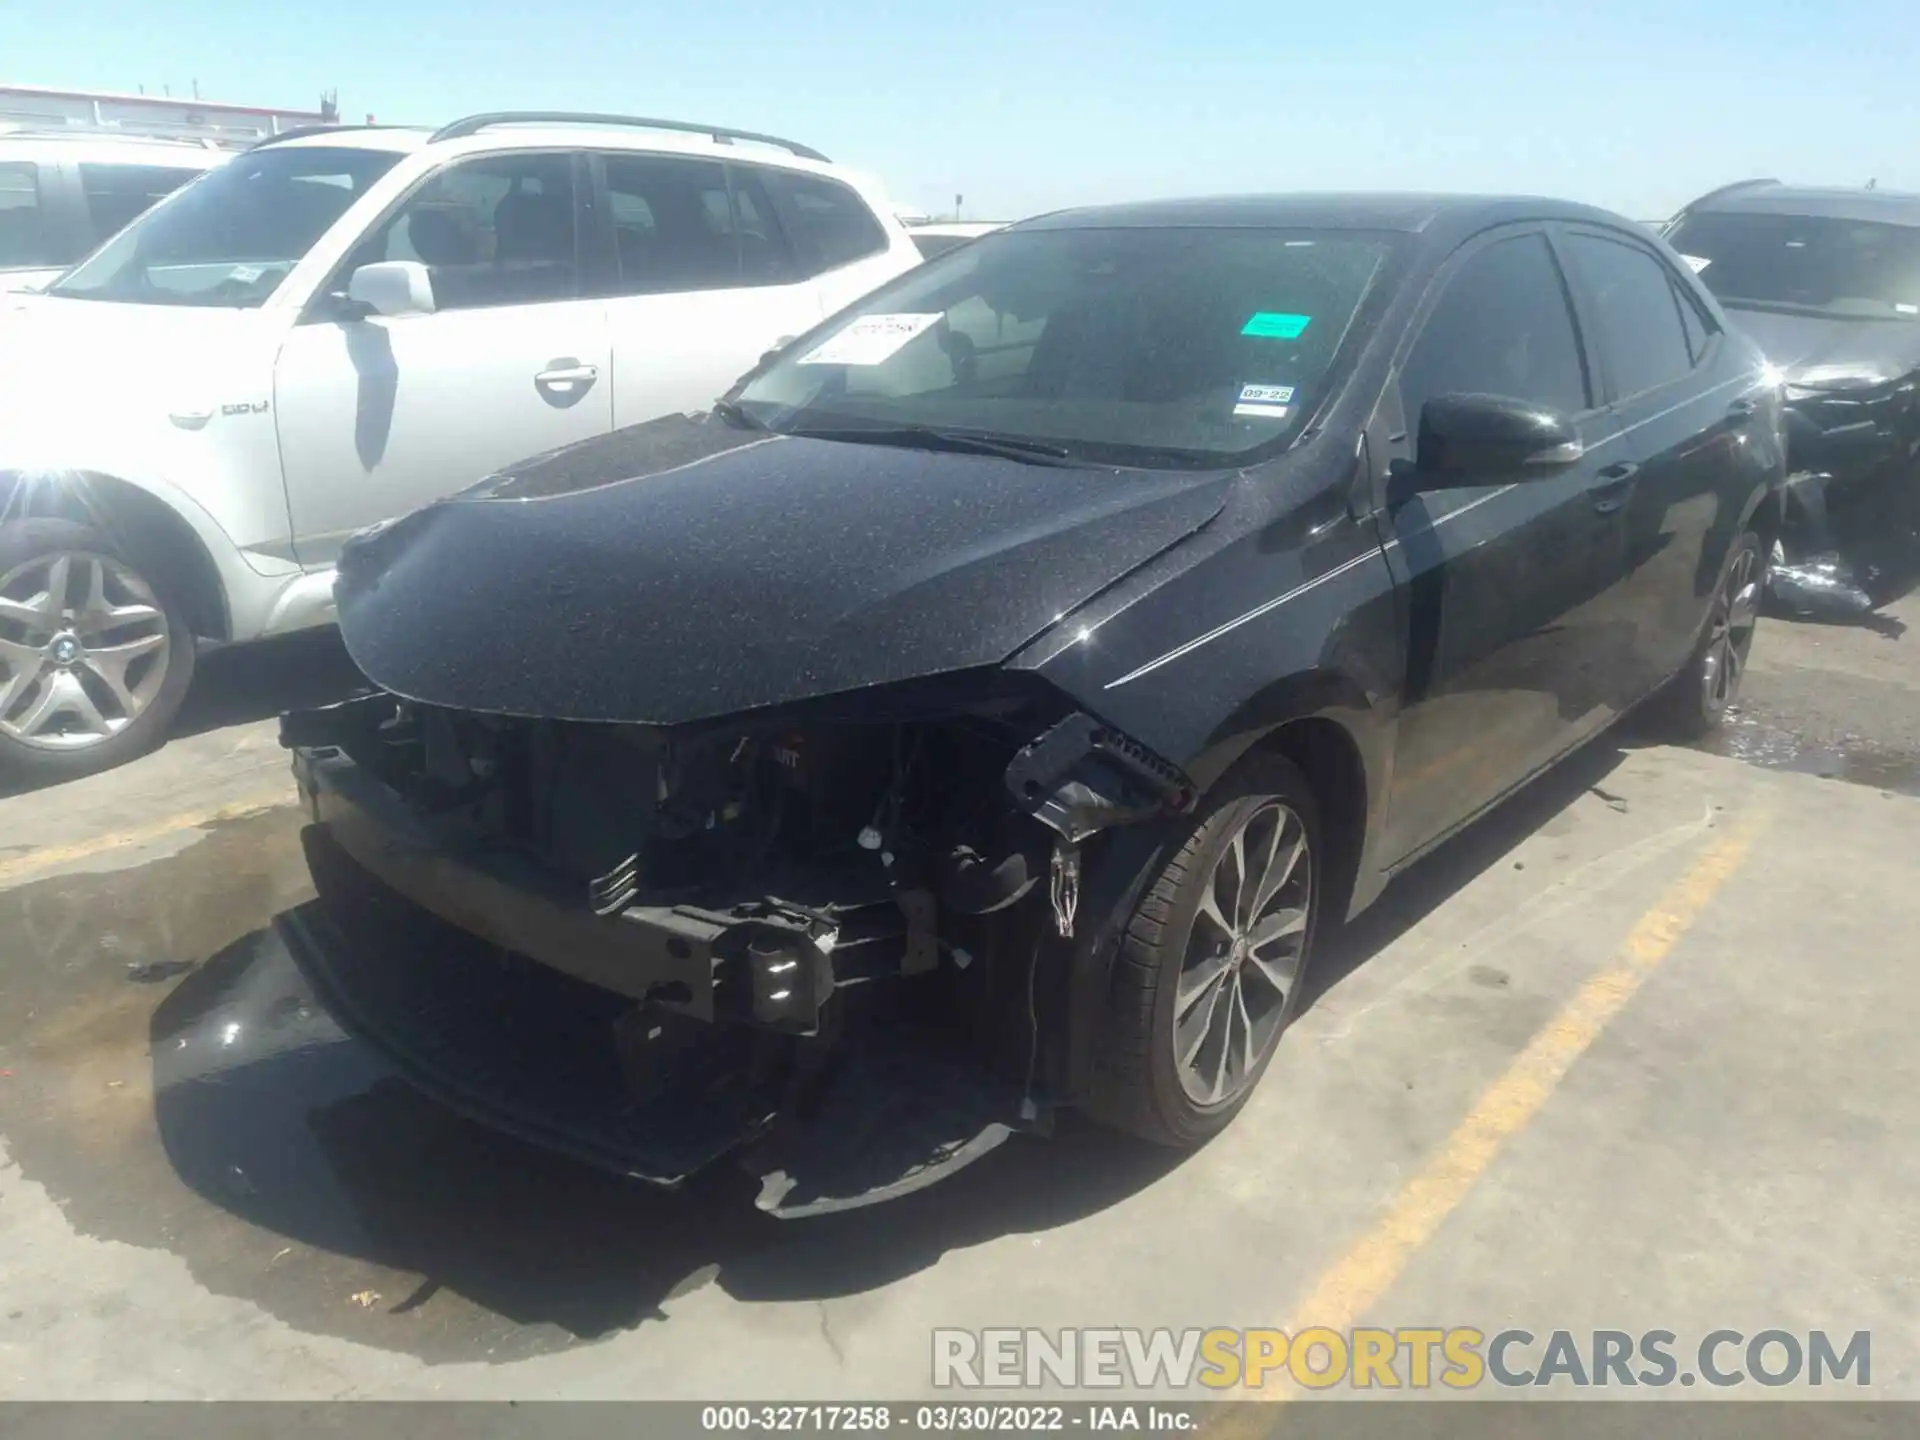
(1770, 374, 1920, 620)
(277, 680, 1191, 1216)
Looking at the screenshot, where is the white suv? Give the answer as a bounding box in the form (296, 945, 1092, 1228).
(1, 131, 227, 293)
(0, 112, 921, 781)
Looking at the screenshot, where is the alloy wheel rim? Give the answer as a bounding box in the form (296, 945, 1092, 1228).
(0, 551, 171, 750)
(1700, 547, 1761, 714)
(1173, 800, 1313, 1105)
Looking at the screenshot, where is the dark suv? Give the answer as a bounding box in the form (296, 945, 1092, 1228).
(1665, 181, 1920, 608)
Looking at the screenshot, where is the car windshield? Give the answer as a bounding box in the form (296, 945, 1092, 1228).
(734, 225, 1396, 468)
(1666, 211, 1920, 319)
(47, 146, 403, 307)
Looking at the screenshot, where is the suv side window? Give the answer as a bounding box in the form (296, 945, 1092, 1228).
(1399, 232, 1590, 428)
(757, 168, 887, 275)
(1563, 232, 1695, 398)
(0, 161, 48, 269)
(360, 152, 579, 310)
(78, 163, 205, 249)
(601, 153, 795, 295)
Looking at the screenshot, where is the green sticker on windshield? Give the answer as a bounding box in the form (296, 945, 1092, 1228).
(1242, 312, 1312, 339)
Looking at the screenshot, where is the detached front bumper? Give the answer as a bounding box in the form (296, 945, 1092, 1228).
(278, 819, 787, 1188)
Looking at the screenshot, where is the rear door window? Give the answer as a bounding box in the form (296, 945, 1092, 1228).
(600, 153, 790, 295)
(1672, 278, 1715, 364)
(757, 168, 887, 275)
(78, 163, 206, 248)
(0, 161, 49, 269)
(1562, 232, 1695, 398)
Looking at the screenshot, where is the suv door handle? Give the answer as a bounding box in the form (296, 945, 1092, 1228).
(1590, 461, 1639, 514)
(1726, 397, 1759, 421)
(534, 359, 599, 400)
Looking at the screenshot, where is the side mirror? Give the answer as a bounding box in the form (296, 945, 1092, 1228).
(1408, 393, 1582, 490)
(347, 260, 436, 318)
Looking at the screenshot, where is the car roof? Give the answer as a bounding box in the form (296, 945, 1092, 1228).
(1683, 182, 1920, 228)
(1013, 192, 1637, 238)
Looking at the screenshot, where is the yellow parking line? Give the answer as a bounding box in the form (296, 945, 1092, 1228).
(0, 790, 295, 888)
(1225, 804, 1768, 1411)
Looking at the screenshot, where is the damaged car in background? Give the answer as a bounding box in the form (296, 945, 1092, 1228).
(276, 195, 1784, 1217)
(1665, 180, 1920, 619)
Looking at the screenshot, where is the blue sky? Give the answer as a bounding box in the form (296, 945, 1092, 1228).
(6, 0, 1916, 223)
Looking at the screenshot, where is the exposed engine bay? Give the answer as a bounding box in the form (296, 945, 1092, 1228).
(278, 686, 1192, 1215)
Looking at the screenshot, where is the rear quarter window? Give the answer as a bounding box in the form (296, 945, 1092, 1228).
(759, 168, 888, 276)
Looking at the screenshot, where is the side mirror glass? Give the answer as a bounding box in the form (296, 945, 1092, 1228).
(1410, 393, 1582, 489)
(347, 260, 436, 319)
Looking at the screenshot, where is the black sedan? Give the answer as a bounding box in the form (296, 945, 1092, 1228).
(276, 194, 1786, 1216)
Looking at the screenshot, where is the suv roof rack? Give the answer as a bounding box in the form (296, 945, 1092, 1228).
(247, 123, 412, 150)
(0, 125, 227, 150)
(1661, 177, 1780, 232)
(427, 111, 829, 163)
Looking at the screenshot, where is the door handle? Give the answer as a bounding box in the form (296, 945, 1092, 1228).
(1590, 461, 1639, 514)
(1726, 397, 1759, 421)
(534, 359, 599, 397)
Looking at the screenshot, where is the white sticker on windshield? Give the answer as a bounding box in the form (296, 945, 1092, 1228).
(797, 313, 942, 366)
(1238, 383, 1295, 405)
(1680, 254, 1711, 273)
(228, 264, 265, 284)
(1234, 382, 1294, 418)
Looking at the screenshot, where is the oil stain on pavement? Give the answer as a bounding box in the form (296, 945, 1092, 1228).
(0, 807, 1171, 1364)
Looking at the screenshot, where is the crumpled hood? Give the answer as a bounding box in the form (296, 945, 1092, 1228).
(335, 414, 1235, 725)
(0, 296, 277, 468)
(1725, 305, 1920, 383)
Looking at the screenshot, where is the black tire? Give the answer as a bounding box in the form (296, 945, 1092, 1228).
(1647, 529, 1764, 738)
(0, 517, 197, 785)
(1087, 751, 1323, 1148)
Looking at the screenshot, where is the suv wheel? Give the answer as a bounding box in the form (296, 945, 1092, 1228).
(0, 518, 196, 784)
(1089, 752, 1322, 1148)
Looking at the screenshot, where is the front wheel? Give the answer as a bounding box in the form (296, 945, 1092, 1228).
(1088, 752, 1322, 1148)
(0, 518, 196, 785)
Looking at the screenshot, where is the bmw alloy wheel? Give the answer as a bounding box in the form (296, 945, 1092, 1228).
(1173, 800, 1313, 1105)
(0, 550, 173, 750)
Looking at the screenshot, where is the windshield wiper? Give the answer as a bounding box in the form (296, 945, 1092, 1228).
(783, 424, 1079, 465)
(711, 397, 769, 432)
